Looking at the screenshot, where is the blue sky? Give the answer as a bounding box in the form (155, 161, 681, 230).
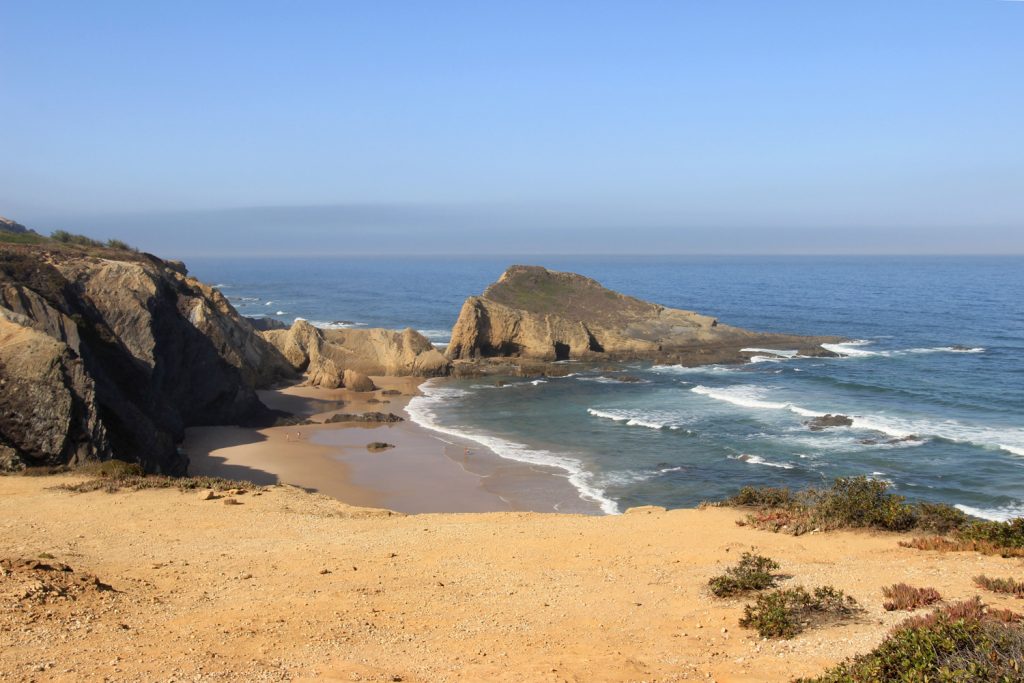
(1, 1, 1021, 255)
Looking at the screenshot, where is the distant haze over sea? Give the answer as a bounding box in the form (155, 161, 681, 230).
(10, 204, 1023, 257)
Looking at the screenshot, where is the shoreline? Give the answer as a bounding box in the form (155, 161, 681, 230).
(185, 376, 598, 515)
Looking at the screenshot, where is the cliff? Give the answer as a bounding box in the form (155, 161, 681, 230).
(0, 242, 294, 474)
(261, 320, 450, 388)
(447, 265, 841, 365)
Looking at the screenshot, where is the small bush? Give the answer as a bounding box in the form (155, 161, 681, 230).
(974, 575, 1024, 598)
(914, 501, 971, 534)
(726, 485, 796, 509)
(899, 535, 1024, 559)
(105, 238, 135, 251)
(811, 477, 917, 531)
(708, 552, 781, 597)
(739, 585, 859, 639)
(51, 230, 103, 247)
(77, 459, 144, 478)
(957, 518, 1024, 549)
(881, 583, 942, 611)
(796, 598, 1024, 682)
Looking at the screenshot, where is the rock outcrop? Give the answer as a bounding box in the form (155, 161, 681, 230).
(0, 243, 294, 473)
(0, 216, 30, 234)
(447, 265, 842, 365)
(261, 320, 450, 388)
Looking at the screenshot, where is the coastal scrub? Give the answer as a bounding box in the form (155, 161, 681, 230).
(708, 552, 780, 597)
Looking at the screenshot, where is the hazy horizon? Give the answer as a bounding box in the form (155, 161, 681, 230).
(2, 1, 1022, 255)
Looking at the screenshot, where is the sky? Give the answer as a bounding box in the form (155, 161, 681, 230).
(1, 1, 1022, 256)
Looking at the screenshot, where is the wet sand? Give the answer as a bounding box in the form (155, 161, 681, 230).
(185, 377, 595, 514)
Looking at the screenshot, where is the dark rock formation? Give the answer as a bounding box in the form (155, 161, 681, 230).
(806, 414, 855, 431)
(0, 216, 30, 234)
(246, 316, 289, 332)
(323, 412, 405, 424)
(447, 265, 844, 366)
(0, 243, 294, 473)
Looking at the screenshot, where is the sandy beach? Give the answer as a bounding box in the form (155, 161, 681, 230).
(185, 377, 595, 515)
(2, 474, 1022, 682)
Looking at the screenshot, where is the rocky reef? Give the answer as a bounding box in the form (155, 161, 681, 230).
(447, 265, 842, 367)
(260, 320, 450, 389)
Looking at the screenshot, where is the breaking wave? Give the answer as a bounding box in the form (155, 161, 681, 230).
(406, 381, 620, 515)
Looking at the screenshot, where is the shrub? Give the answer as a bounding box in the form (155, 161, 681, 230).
(739, 585, 859, 639)
(957, 518, 1024, 549)
(796, 598, 1024, 682)
(708, 552, 781, 597)
(105, 238, 135, 251)
(899, 535, 1024, 559)
(77, 459, 144, 478)
(51, 230, 103, 247)
(726, 485, 796, 509)
(974, 575, 1024, 598)
(880, 583, 942, 611)
(914, 501, 970, 534)
(810, 477, 917, 531)
(725, 478, 980, 537)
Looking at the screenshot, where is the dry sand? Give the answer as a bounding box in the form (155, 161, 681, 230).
(2, 475, 1022, 682)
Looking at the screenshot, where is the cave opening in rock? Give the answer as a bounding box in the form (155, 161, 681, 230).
(553, 342, 571, 360)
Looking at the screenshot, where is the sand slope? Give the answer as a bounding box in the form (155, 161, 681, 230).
(2, 476, 1022, 682)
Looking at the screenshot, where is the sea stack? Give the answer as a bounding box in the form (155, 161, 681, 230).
(446, 265, 842, 365)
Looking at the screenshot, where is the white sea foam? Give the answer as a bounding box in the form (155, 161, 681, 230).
(748, 355, 784, 364)
(275, 310, 286, 315)
(578, 376, 622, 384)
(651, 364, 737, 375)
(955, 503, 1024, 522)
(587, 408, 685, 430)
(823, 340, 985, 358)
(298, 318, 366, 330)
(741, 348, 799, 358)
(729, 454, 795, 469)
(690, 385, 824, 418)
(406, 381, 619, 514)
(530, 379, 548, 386)
(691, 385, 1024, 457)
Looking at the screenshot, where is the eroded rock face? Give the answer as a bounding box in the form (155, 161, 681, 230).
(447, 265, 842, 365)
(262, 321, 450, 388)
(0, 245, 293, 473)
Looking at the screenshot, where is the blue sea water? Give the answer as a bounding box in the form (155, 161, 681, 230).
(188, 256, 1024, 518)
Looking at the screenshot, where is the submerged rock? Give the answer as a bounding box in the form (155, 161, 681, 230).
(323, 412, 405, 424)
(806, 414, 855, 431)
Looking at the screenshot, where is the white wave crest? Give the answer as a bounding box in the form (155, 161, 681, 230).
(298, 318, 367, 330)
(406, 381, 619, 514)
(651, 364, 737, 375)
(955, 503, 1024, 522)
(729, 454, 795, 469)
(741, 348, 799, 358)
(823, 340, 985, 359)
(587, 408, 685, 431)
(691, 385, 1024, 457)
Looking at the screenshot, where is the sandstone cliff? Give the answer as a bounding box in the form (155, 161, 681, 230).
(261, 320, 450, 389)
(0, 243, 294, 473)
(447, 265, 841, 365)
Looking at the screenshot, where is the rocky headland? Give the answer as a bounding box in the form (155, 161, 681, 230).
(0, 229, 448, 474)
(447, 265, 843, 371)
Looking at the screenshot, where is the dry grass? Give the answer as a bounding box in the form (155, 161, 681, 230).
(974, 575, 1024, 598)
(880, 583, 942, 611)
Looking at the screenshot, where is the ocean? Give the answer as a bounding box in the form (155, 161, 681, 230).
(188, 256, 1024, 519)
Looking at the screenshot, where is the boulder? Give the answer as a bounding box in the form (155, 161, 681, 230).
(343, 369, 376, 392)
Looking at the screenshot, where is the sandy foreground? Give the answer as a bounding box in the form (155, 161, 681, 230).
(2, 473, 1023, 683)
